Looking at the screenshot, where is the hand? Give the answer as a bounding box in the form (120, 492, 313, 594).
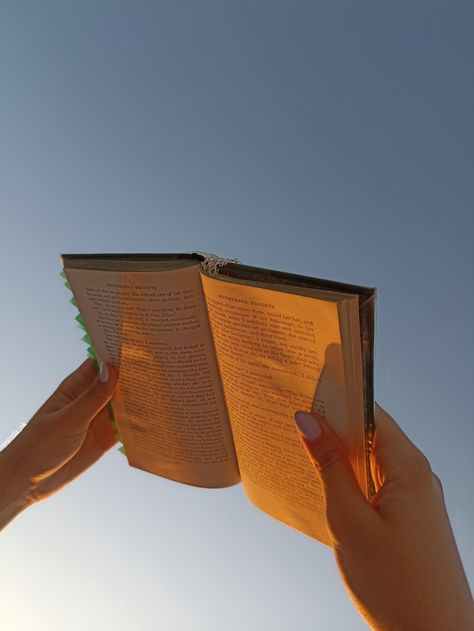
(294, 404, 474, 631)
(0, 358, 118, 529)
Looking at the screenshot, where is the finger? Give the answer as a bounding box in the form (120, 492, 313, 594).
(32, 407, 117, 501)
(294, 410, 377, 541)
(50, 361, 118, 432)
(371, 403, 432, 487)
(41, 358, 99, 413)
(88, 404, 118, 452)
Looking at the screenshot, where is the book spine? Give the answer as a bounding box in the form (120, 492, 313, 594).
(60, 269, 126, 456)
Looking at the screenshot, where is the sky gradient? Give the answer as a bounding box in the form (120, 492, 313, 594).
(1, 2, 473, 629)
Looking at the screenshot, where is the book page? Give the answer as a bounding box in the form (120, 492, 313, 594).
(64, 262, 240, 488)
(201, 272, 356, 545)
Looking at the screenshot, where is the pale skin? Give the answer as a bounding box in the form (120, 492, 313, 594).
(0, 358, 118, 527)
(294, 405, 474, 630)
(0, 359, 472, 630)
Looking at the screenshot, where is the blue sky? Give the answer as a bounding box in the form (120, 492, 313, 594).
(1, 2, 473, 629)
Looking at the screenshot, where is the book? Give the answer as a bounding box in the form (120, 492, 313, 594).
(60, 252, 376, 546)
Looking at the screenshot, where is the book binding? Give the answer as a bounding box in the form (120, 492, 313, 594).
(198, 253, 241, 277)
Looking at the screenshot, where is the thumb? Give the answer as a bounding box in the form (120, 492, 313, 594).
(59, 361, 118, 431)
(294, 410, 376, 541)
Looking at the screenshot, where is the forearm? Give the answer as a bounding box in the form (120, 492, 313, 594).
(0, 446, 34, 530)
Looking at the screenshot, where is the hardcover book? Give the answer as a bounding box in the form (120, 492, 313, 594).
(61, 252, 376, 546)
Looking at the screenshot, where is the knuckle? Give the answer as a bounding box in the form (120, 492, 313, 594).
(315, 447, 344, 473)
(83, 384, 102, 407)
(407, 449, 433, 485)
(414, 450, 432, 476)
(432, 472, 444, 496)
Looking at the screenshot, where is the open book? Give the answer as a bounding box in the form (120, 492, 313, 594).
(61, 252, 376, 546)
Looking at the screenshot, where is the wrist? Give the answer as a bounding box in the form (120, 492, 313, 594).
(0, 444, 35, 530)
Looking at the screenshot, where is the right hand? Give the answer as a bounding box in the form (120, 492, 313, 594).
(0, 358, 118, 532)
(294, 403, 474, 631)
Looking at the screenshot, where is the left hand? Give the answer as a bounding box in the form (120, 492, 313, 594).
(0, 358, 118, 521)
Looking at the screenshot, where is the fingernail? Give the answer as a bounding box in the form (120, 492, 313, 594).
(295, 411, 322, 442)
(99, 361, 109, 383)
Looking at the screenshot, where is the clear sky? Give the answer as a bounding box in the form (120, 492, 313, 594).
(1, 2, 472, 629)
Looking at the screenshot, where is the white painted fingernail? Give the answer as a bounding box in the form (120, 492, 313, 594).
(294, 411, 322, 441)
(99, 361, 109, 383)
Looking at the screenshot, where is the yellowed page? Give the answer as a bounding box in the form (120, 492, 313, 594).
(201, 272, 355, 545)
(65, 263, 240, 488)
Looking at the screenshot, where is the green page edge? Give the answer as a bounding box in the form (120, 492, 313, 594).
(60, 268, 126, 456)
